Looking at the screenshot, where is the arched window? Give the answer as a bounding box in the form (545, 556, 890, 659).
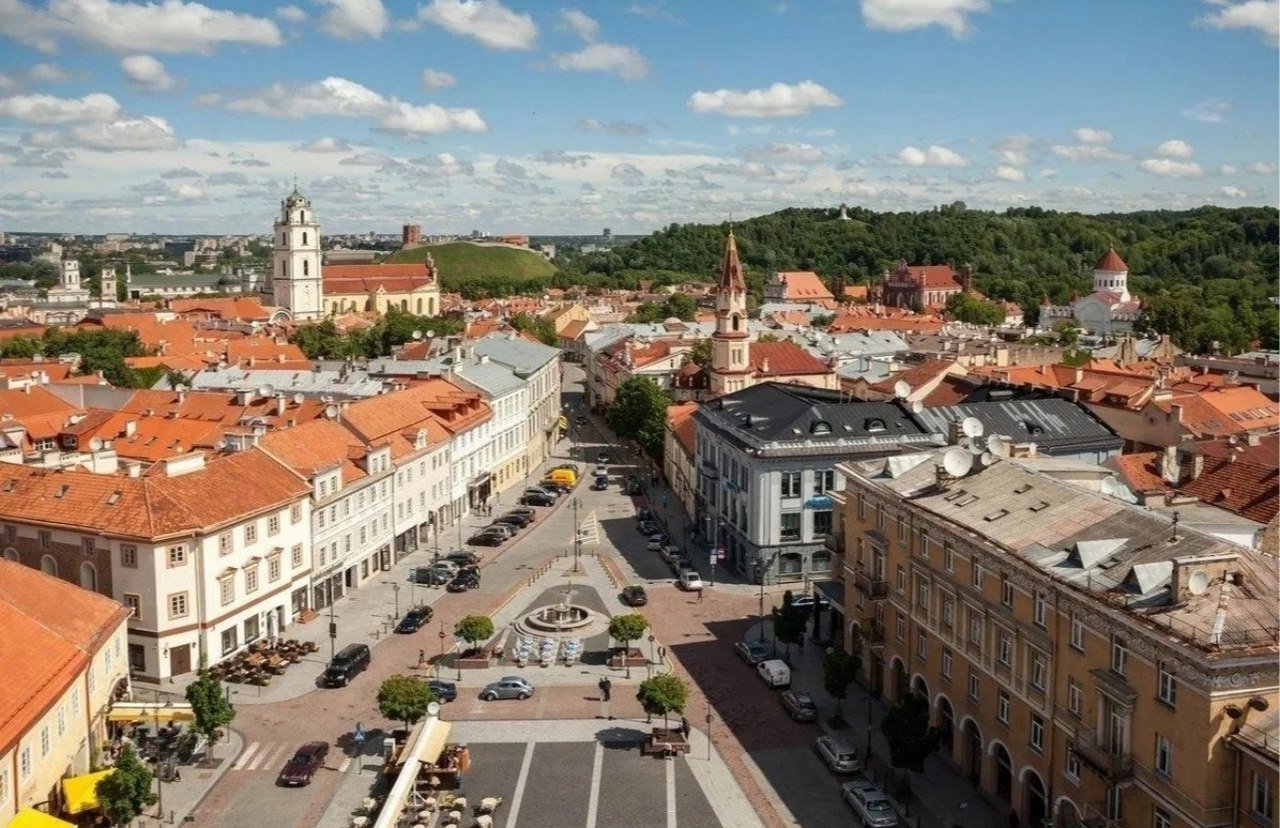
(3, 547, 16, 562)
(300, 211, 305, 222)
(416, 298, 423, 314)
(80, 562, 97, 592)
(280, 233, 285, 245)
(303, 260, 309, 276)
(40, 555, 57, 576)
(302, 232, 308, 245)
(731, 314, 740, 331)
(281, 260, 288, 278)
(401, 300, 408, 311)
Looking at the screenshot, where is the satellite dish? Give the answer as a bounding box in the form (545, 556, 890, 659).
(426, 329, 435, 339)
(293, 392, 305, 405)
(174, 383, 187, 393)
(324, 404, 339, 419)
(961, 417, 984, 438)
(986, 434, 1009, 457)
(1187, 570, 1209, 596)
(88, 437, 103, 451)
(412, 330, 423, 340)
(893, 380, 911, 399)
(910, 400, 924, 414)
(979, 451, 996, 467)
(426, 701, 441, 717)
(942, 447, 974, 478)
(258, 384, 274, 399)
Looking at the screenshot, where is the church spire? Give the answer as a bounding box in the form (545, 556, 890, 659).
(719, 228, 746, 294)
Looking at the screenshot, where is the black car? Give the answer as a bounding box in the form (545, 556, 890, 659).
(467, 532, 505, 546)
(637, 520, 657, 535)
(277, 741, 329, 786)
(409, 566, 450, 586)
(322, 643, 370, 687)
(538, 479, 571, 495)
(637, 507, 653, 521)
(591, 476, 608, 491)
(395, 606, 433, 633)
(597, 451, 611, 463)
(621, 585, 648, 606)
(425, 679, 458, 702)
(494, 512, 532, 528)
(445, 551, 481, 567)
(574, 415, 587, 426)
(520, 490, 556, 506)
(446, 569, 481, 592)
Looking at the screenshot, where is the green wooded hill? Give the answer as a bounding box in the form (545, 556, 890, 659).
(387, 242, 557, 296)
(567, 204, 1279, 351)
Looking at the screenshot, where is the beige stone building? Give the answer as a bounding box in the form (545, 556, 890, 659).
(835, 444, 1278, 827)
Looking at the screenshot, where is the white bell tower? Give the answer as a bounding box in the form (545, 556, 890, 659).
(272, 187, 323, 321)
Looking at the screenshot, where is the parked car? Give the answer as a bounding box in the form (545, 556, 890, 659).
(756, 658, 791, 688)
(467, 532, 505, 547)
(815, 735, 862, 774)
(427, 560, 460, 575)
(553, 462, 581, 475)
(395, 606, 434, 633)
(445, 551, 481, 567)
(539, 479, 572, 495)
(481, 523, 517, 539)
(446, 569, 481, 592)
(507, 506, 537, 521)
(596, 450, 610, 463)
(659, 545, 681, 564)
(322, 643, 371, 688)
(780, 690, 819, 722)
(646, 537, 666, 552)
(787, 595, 830, 612)
(480, 676, 534, 701)
(636, 506, 653, 521)
(734, 640, 770, 665)
(621, 585, 648, 606)
(591, 476, 608, 491)
(667, 554, 692, 574)
(637, 520, 658, 535)
(424, 679, 457, 702)
(277, 741, 329, 786)
(679, 570, 704, 591)
(574, 415, 587, 426)
(520, 489, 556, 506)
(409, 565, 451, 585)
(493, 513, 531, 528)
(841, 779, 897, 826)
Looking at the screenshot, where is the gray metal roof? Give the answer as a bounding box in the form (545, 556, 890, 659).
(911, 398, 1121, 455)
(473, 333, 560, 375)
(189, 366, 387, 398)
(451, 360, 524, 397)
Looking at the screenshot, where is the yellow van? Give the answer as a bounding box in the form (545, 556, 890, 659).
(547, 468, 577, 487)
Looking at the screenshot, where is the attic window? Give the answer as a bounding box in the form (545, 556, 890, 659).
(956, 494, 980, 507)
(1013, 483, 1033, 494)
(106, 491, 122, 506)
(866, 418, 887, 433)
(983, 508, 1010, 522)
(811, 421, 831, 435)
(943, 488, 968, 503)
(55, 484, 69, 498)
(1028, 501, 1050, 512)
(1023, 421, 1045, 436)
(2, 480, 14, 493)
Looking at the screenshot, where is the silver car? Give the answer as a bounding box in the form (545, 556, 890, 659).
(815, 735, 862, 774)
(841, 779, 898, 826)
(480, 676, 534, 701)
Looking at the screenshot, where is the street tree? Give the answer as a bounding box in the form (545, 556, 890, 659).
(185, 664, 236, 763)
(96, 743, 157, 826)
(606, 376, 671, 461)
(377, 675, 437, 730)
(683, 339, 713, 367)
(880, 693, 942, 773)
(608, 612, 649, 678)
(771, 590, 807, 665)
(636, 673, 688, 729)
(822, 648, 859, 725)
(454, 615, 495, 656)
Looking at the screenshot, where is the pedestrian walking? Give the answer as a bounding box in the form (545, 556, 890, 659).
(600, 677, 612, 701)
(417, 649, 427, 670)
(696, 587, 704, 603)
(679, 716, 690, 737)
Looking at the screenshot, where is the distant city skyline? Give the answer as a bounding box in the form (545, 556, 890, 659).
(0, 0, 1276, 235)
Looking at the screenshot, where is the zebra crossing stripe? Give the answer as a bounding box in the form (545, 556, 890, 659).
(231, 743, 260, 771)
(337, 756, 352, 773)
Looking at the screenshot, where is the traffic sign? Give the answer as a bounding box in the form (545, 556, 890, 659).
(438, 630, 446, 639)
(716, 548, 726, 560)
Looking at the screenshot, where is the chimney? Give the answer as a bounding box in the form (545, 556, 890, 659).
(124, 420, 137, 438)
(237, 390, 254, 405)
(124, 460, 143, 478)
(760, 357, 770, 373)
(276, 394, 287, 417)
(163, 453, 206, 477)
(1170, 553, 1239, 602)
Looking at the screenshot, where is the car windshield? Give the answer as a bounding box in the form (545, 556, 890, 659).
(865, 798, 891, 813)
(795, 694, 814, 706)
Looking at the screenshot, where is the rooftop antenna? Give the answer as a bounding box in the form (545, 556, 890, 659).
(1171, 510, 1180, 542)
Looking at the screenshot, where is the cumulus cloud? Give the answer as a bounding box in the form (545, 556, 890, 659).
(296, 136, 353, 152)
(1247, 161, 1276, 174)
(896, 144, 969, 167)
(993, 133, 1036, 166)
(27, 63, 70, 84)
(410, 152, 474, 177)
(417, 0, 537, 50)
(741, 142, 824, 164)
(317, 0, 387, 40)
(160, 166, 201, 178)
(610, 162, 645, 184)
(1050, 142, 1127, 162)
(121, 55, 176, 92)
(535, 149, 591, 165)
(995, 165, 1026, 182)
(0, 92, 121, 124)
(0, 0, 283, 55)
(559, 8, 599, 41)
(276, 5, 307, 22)
(576, 117, 646, 135)
(1220, 164, 1237, 175)
(688, 80, 842, 118)
(552, 42, 649, 80)
(1219, 185, 1248, 198)
(1154, 139, 1193, 158)
(223, 76, 488, 134)
(1138, 158, 1204, 178)
(1073, 127, 1114, 145)
(1197, 0, 1279, 47)
(1180, 98, 1230, 123)
(421, 68, 457, 89)
(860, 0, 994, 37)
(206, 171, 249, 186)
(61, 116, 180, 151)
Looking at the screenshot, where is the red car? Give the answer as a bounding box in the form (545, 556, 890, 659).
(277, 741, 329, 787)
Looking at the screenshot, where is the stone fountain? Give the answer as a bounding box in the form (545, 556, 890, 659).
(513, 585, 609, 640)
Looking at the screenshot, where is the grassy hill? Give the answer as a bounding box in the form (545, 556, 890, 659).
(387, 242, 556, 295)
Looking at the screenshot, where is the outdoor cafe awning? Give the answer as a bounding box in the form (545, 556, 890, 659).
(61, 770, 113, 815)
(372, 717, 452, 828)
(8, 809, 76, 828)
(420, 719, 452, 766)
(106, 703, 195, 723)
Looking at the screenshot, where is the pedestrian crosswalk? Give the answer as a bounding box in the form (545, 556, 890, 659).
(231, 741, 355, 774)
(577, 511, 600, 546)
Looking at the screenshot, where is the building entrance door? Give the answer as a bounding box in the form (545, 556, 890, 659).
(169, 644, 191, 676)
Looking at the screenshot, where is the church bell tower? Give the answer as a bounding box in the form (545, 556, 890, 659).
(709, 230, 751, 396)
(271, 187, 323, 321)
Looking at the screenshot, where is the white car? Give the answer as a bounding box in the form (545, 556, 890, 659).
(815, 735, 861, 773)
(841, 779, 898, 826)
(679, 570, 704, 591)
(646, 537, 665, 552)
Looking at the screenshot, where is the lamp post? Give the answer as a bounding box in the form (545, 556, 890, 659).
(392, 583, 401, 620)
(713, 518, 725, 587)
(155, 699, 172, 819)
(437, 621, 446, 680)
(757, 551, 779, 644)
(327, 595, 337, 662)
(865, 690, 874, 762)
(571, 496, 581, 572)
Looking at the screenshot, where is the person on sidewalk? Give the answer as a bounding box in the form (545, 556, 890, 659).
(417, 650, 427, 670)
(696, 588, 704, 603)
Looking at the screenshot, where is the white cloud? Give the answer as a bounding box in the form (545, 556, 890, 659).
(1219, 185, 1248, 198)
(1154, 139, 1193, 159)
(1220, 164, 1237, 175)
(121, 55, 176, 92)
(1050, 144, 1127, 162)
(410, 152, 474, 177)
(296, 137, 352, 152)
(552, 42, 649, 80)
(896, 144, 969, 167)
(625, 2, 681, 22)
(1247, 161, 1276, 174)
(317, 0, 387, 40)
(559, 8, 599, 41)
(1139, 158, 1204, 178)
(69, 116, 180, 151)
(276, 5, 307, 22)
(741, 142, 824, 164)
(860, 0, 993, 38)
(1180, 98, 1230, 123)
(1197, 0, 1279, 47)
(577, 118, 646, 135)
(27, 62, 70, 84)
(992, 133, 1036, 166)
(610, 162, 645, 184)
(172, 181, 204, 199)
(417, 0, 537, 50)
(995, 165, 1026, 182)
(1073, 127, 1114, 145)
(223, 76, 487, 134)
(0, 92, 121, 124)
(421, 68, 457, 89)
(0, 0, 283, 55)
(688, 80, 842, 118)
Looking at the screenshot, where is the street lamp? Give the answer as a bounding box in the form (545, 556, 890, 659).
(392, 583, 401, 620)
(437, 620, 446, 680)
(757, 551, 779, 644)
(571, 496, 582, 572)
(865, 691, 874, 761)
(712, 518, 725, 587)
(154, 699, 172, 820)
(328, 597, 337, 662)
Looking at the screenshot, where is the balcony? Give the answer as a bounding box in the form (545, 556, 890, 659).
(861, 623, 885, 646)
(1073, 802, 1122, 828)
(1073, 729, 1134, 781)
(823, 532, 844, 557)
(854, 568, 889, 599)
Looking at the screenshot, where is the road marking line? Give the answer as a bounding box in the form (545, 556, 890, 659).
(337, 756, 352, 773)
(502, 741, 536, 828)
(263, 743, 290, 771)
(666, 753, 677, 828)
(243, 743, 271, 771)
(231, 742, 260, 771)
(585, 741, 604, 828)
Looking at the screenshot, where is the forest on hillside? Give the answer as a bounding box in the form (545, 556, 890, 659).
(558, 203, 1279, 351)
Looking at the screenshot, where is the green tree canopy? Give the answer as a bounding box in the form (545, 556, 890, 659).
(454, 615, 495, 650)
(636, 673, 689, 728)
(880, 693, 942, 773)
(683, 339, 712, 367)
(608, 613, 649, 647)
(606, 376, 672, 462)
(96, 743, 157, 826)
(377, 675, 437, 729)
(185, 665, 236, 760)
(771, 590, 808, 665)
(509, 312, 558, 345)
(823, 648, 859, 724)
(945, 292, 1006, 326)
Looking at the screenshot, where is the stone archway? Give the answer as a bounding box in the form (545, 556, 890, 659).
(911, 674, 929, 703)
(1055, 797, 1083, 828)
(888, 656, 907, 702)
(41, 554, 57, 576)
(936, 695, 955, 755)
(960, 718, 982, 785)
(79, 561, 98, 592)
(990, 741, 1013, 804)
(1023, 768, 1047, 826)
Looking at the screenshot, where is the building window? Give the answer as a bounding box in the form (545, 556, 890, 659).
(1070, 612, 1084, 651)
(997, 690, 1010, 724)
(943, 544, 955, 572)
(968, 612, 983, 646)
(997, 632, 1012, 666)
(1111, 636, 1127, 676)
(1106, 786, 1123, 820)
(245, 522, 257, 544)
(20, 747, 30, 779)
(778, 512, 801, 541)
(1065, 746, 1080, 781)
(896, 565, 907, 593)
(941, 595, 955, 628)
(1152, 809, 1172, 828)
(128, 644, 145, 672)
(291, 502, 303, 524)
(268, 556, 282, 582)
(3, 524, 12, 544)
(291, 544, 303, 568)
(244, 615, 260, 642)
(895, 615, 906, 642)
(81, 537, 95, 556)
(1067, 679, 1082, 716)
(1157, 662, 1177, 707)
(168, 592, 189, 619)
(1001, 577, 1014, 607)
(220, 577, 234, 606)
(812, 510, 833, 537)
(245, 565, 259, 594)
(814, 470, 834, 494)
(167, 545, 186, 567)
(970, 561, 983, 589)
(857, 494, 866, 521)
(1030, 713, 1044, 751)
(915, 630, 927, 660)
(915, 578, 930, 609)
(780, 472, 801, 498)
(267, 515, 280, 536)
(967, 671, 980, 701)
(40, 727, 49, 757)
(941, 648, 953, 679)
(120, 544, 137, 568)
(221, 627, 238, 655)
(219, 532, 232, 555)
(38, 530, 50, 549)
(1030, 653, 1046, 690)
(1154, 733, 1172, 778)
(1033, 591, 1048, 627)
(897, 516, 909, 543)
(124, 593, 141, 620)
(1252, 772, 1274, 820)
(57, 706, 65, 736)
(876, 504, 885, 529)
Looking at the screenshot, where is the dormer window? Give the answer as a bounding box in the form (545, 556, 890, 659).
(811, 421, 831, 435)
(866, 418, 886, 433)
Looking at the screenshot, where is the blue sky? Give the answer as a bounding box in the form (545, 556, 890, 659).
(0, 0, 1276, 234)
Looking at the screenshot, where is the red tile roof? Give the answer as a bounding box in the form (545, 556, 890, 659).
(1095, 246, 1128, 272)
(774, 271, 833, 301)
(1180, 458, 1279, 523)
(719, 231, 746, 294)
(259, 419, 370, 484)
(666, 402, 698, 455)
(749, 341, 832, 377)
(1109, 452, 1166, 495)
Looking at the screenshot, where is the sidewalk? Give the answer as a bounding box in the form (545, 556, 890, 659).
(746, 619, 1001, 828)
(134, 728, 243, 827)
